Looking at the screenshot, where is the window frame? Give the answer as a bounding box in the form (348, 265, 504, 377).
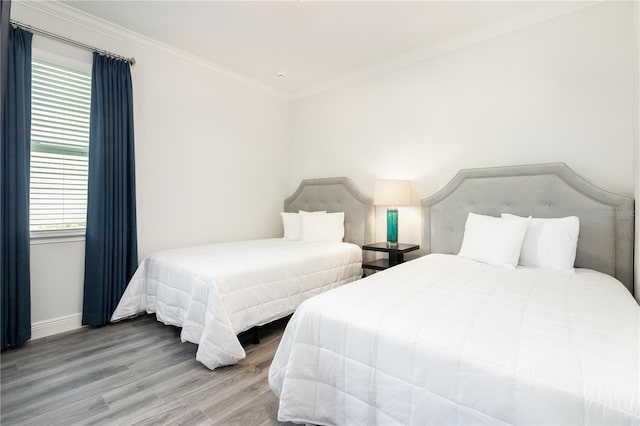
(29, 47, 92, 242)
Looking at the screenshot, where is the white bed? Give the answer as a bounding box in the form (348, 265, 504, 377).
(268, 163, 639, 425)
(111, 177, 374, 370)
(112, 238, 362, 369)
(269, 254, 639, 425)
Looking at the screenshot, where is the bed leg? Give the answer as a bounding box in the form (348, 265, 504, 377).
(252, 327, 260, 345)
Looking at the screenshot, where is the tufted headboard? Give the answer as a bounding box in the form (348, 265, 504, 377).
(421, 163, 635, 293)
(285, 177, 374, 248)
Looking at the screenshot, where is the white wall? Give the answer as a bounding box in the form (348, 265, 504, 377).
(11, 2, 290, 337)
(289, 1, 638, 247)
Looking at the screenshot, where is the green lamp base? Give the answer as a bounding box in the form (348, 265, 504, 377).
(386, 208, 398, 247)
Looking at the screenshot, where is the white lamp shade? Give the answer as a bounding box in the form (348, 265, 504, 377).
(374, 180, 411, 206)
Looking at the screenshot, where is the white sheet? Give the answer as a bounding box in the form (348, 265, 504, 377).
(269, 254, 639, 425)
(111, 238, 362, 370)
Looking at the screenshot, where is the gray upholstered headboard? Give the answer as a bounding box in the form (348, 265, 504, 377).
(422, 163, 635, 293)
(285, 177, 374, 248)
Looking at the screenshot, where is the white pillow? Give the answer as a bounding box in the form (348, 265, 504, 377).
(458, 212, 530, 269)
(281, 211, 325, 241)
(300, 211, 345, 242)
(502, 213, 579, 273)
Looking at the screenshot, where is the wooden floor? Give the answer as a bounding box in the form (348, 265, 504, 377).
(1, 315, 293, 425)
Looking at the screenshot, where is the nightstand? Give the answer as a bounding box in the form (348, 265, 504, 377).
(362, 242, 420, 274)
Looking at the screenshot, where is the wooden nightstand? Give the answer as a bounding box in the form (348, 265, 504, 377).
(362, 242, 420, 274)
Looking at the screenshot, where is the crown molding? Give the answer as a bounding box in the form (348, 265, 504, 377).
(15, 0, 290, 101)
(291, 1, 599, 101)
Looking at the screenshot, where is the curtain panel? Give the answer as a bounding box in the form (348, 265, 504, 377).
(1, 0, 11, 132)
(1, 26, 32, 350)
(82, 53, 138, 326)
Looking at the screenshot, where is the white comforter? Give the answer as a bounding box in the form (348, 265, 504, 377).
(269, 254, 639, 425)
(112, 238, 362, 370)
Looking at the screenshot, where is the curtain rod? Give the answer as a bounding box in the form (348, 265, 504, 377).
(9, 19, 136, 65)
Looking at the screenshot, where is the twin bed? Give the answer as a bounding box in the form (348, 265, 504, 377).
(112, 163, 638, 425)
(111, 177, 374, 369)
(269, 163, 638, 425)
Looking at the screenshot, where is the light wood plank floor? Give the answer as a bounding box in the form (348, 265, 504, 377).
(1, 315, 293, 425)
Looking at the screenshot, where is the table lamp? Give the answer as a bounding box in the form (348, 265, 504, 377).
(374, 180, 411, 247)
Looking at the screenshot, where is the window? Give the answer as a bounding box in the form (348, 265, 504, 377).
(30, 59, 91, 234)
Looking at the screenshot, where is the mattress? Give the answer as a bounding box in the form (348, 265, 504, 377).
(111, 238, 362, 370)
(269, 254, 639, 425)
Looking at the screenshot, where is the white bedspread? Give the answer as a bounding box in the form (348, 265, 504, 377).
(112, 238, 362, 370)
(269, 254, 639, 425)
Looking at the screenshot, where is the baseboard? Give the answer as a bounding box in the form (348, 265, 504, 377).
(31, 313, 84, 340)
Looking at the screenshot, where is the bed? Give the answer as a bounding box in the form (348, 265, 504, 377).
(268, 163, 639, 425)
(111, 177, 374, 370)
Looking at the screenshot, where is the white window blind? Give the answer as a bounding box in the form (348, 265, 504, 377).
(30, 59, 91, 232)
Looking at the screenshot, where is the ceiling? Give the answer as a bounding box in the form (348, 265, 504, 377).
(61, 1, 590, 97)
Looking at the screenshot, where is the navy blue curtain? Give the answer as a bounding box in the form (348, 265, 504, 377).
(82, 54, 138, 326)
(1, 27, 32, 350)
(1, 0, 11, 132)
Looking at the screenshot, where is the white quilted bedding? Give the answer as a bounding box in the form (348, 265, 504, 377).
(269, 254, 639, 425)
(111, 238, 362, 370)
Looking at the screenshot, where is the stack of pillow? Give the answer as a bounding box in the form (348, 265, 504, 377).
(458, 212, 580, 273)
(281, 211, 345, 243)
